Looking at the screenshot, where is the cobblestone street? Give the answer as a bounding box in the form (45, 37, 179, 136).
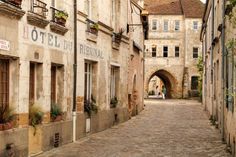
(38, 99, 230, 157)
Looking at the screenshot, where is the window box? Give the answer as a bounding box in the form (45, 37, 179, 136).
(27, 0, 49, 28)
(0, 0, 25, 19)
(86, 18, 98, 35)
(50, 7, 68, 35)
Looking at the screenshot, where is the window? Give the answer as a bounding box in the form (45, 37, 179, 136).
(175, 46, 179, 57)
(164, 20, 168, 32)
(152, 46, 156, 57)
(175, 20, 180, 31)
(29, 63, 35, 105)
(193, 47, 198, 58)
(84, 62, 93, 102)
(163, 46, 168, 57)
(152, 20, 157, 30)
(51, 66, 57, 104)
(0, 59, 9, 110)
(110, 66, 119, 100)
(193, 21, 198, 30)
(191, 76, 199, 90)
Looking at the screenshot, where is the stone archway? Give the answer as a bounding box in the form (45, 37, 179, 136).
(146, 69, 178, 98)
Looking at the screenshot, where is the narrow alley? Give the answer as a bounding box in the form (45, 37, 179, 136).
(37, 99, 229, 157)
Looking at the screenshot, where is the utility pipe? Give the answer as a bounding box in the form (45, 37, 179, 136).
(221, 0, 226, 142)
(72, 0, 77, 142)
(211, 0, 215, 118)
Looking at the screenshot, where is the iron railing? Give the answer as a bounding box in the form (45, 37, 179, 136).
(1, 0, 23, 8)
(50, 6, 68, 27)
(31, 0, 48, 18)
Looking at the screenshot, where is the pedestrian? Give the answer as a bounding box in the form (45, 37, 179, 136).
(162, 85, 166, 99)
(156, 86, 159, 97)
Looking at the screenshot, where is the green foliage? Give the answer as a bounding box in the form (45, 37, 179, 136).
(29, 104, 44, 135)
(197, 56, 203, 100)
(0, 106, 16, 124)
(110, 97, 118, 108)
(90, 23, 99, 30)
(55, 11, 68, 20)
(84, 95, 98, 117)
(51, 103, 63, 120)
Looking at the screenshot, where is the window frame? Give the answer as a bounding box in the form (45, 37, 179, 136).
(163, 20, 168, 32)
(175, 46, 180, 57)
(152, 46, 157, 57)
(193, 47, 199, 58)
(193, 21, 198, 30)
(163, 46, 168, 57)
(175, 20, 180, 31)
(152, 19, 157, 31)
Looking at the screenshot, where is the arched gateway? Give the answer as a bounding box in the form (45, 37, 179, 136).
(145, 69, 179, 99)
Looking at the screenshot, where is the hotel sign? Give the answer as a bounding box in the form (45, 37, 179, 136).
(23, 25, 73, 53)
(79, 43, 104, 59)
(0, 39, 10, 51)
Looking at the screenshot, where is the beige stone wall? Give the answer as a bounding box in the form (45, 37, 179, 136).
(144, 14, 202, 98)
(202, 0, 236, 153)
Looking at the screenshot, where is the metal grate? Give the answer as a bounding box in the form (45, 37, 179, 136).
(54, 132, 60, 147)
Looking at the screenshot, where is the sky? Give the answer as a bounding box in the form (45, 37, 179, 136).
(200, 0, 206, 3)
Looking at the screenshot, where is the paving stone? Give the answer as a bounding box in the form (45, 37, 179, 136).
(37, 99, 230, 157)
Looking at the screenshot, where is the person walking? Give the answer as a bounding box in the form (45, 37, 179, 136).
(155, 86, 160, 98)
(162, 86, 167, 99)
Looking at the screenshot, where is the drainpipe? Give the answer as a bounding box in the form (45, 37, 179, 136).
(221, 0, 226, 142)
(72, 0, 77, 142)
(211, 0, 215, 118)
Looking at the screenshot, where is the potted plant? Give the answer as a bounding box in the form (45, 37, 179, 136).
(0, 106, 16, 131)
(29, 104, 44, 135)
(89, 23, 99, 34)
(9, 0, 22, 6)
(51, 104, 63, 122)
(113, 28, 124, 43)
(84, 96, 98, 117)
(110, 97, 118, 108)
(55, 10, 68, 26)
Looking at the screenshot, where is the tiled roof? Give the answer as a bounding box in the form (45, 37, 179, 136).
(181, 0, 205, 18)
(144, 0, 204, 18)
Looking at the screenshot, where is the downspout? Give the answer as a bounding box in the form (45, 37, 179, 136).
(72, 0, 77, 142)
(221, 0, 226, 141)
(211, 0, 215, 118)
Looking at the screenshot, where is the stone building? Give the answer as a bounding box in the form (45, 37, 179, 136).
(0, 0, 144, 156)
(144, 0, 204, 98)
(0, 0, 74, 156)
(201, 0, 236, 155)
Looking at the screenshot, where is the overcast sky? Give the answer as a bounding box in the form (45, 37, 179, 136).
(200, 0, 206, 3)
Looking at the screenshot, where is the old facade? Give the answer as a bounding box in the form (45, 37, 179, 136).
(144, 0, 204, 98)
(201, 0, 236, 155)
(0, 0, 144, 156)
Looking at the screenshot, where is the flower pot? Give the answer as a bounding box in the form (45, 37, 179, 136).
(3, 122, 13, 130)
(55, 17, 66, 26)
(0, 124, 4, 131)
(9, 0, 22, 6)
(89, 27, 98, 35)
(52, 115, 62, 122)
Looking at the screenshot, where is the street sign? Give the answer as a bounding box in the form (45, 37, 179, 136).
(0, 39, 10, 51)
